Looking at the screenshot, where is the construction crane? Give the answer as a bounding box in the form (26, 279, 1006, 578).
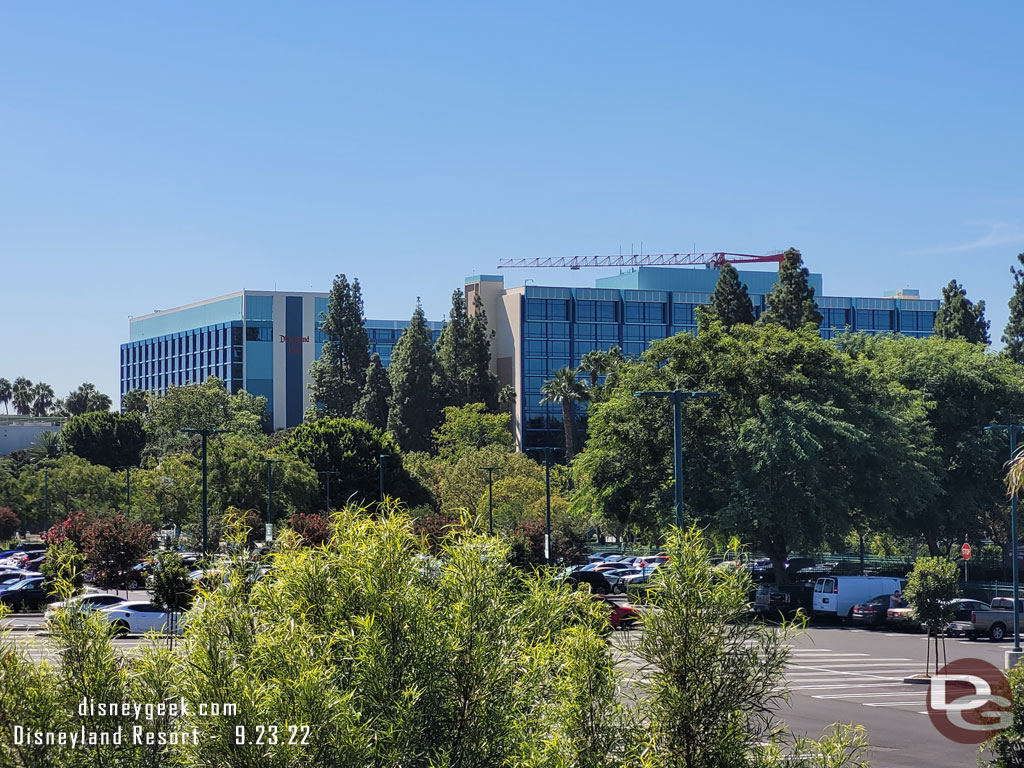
(497, 252, 786, 270)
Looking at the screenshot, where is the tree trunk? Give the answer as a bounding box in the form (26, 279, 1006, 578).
(562, 401, 575, 463)
(763, 536, 789, 584)
(924, 529, 941, 557)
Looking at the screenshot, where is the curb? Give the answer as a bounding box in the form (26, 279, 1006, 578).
(903, 674, 932, 684)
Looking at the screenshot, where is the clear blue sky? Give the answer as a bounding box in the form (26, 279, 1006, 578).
(2, 3, 1023, 403)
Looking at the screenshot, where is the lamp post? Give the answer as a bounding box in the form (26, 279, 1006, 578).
(264, 459, 281, 544)
(986, 424, 1023, 659)
(379, 454, 390, 504)
(318, 470, 338, 512)
(633, 390, 719, 530)
(42, 468, 49, 528)
(180, 428, 229, 554)
(481, 466, 498, 535)
(527, 447, 554, 565)
(115, 465, 138, 516)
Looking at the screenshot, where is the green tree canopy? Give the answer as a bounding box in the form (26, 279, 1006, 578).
(933, 279, 990, 344)
(0, 378, 12, 415)
(434, 290, 499, 411)
(63, 382, 112, 416)
(145, 377, 268, 455)
(708, 262, 755, 327)
(60, 411, 146, 469)
(433, 403, 514, 462)
(308, 273, 371, 417)
(282, 417, 429, 507)
(1003, 253, 1024, 363)
(758, 248, 822, 330)
(387, 304, 441, 453)
(540, 368, 589, 464)
(352, 353, 391, 431)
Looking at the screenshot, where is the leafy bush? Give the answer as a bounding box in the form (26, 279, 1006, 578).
(288, 512, 331, 547)
(0, 506, 19, 540)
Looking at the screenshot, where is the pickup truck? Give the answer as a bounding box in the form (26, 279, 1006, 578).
(964, 597, 1024, 641)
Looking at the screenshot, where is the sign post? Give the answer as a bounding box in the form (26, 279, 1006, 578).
(962, 541, 972, 584)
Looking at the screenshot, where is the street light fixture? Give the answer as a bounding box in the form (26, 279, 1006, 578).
(379, 454, 390, 505)
(526, 447, 555, 565)
(318, 470, 339, 512)
(986, 424, 1023, 659)
(481, 466, 498, 535)
(114, 465, 139, 516)
(180, 428, 229, 554)
(264, 459, 282, 544)
(633, 389, 719, 530)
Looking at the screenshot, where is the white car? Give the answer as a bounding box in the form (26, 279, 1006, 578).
(45, 593, 126, 622)
(97, 601, 182, 636)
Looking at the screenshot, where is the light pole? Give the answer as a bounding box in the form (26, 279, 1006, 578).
(481, 466, 498, 535)
(318, 470, 338, 512)
(115, 465, 138, 516)
(527, 447, 554, 565)
(264, 459, 281, 544)
(987, 424, 1023, 658)
(379, 454, 390, 504)
(180, 428, 229, 554)
(633, 390, 719, 530)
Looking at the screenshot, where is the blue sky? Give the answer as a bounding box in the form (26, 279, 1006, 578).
(2, 2, 1023, 402)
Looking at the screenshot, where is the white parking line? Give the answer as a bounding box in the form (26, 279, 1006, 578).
(864, 701, 927, 707)
(789, 683, 909, 690)
(813, 691, 926, 699)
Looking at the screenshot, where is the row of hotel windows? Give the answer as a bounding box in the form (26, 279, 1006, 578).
(122, 366, 243, 395)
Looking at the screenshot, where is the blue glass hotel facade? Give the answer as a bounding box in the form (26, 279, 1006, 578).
(466, 267, 940, 450)
(120, 291, 441, 430)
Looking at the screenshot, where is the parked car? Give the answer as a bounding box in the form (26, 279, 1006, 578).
(97, 601, 182, 636)
(963, 598, 1024, 641)
(565, 570, 612, 595)
(812, 576, 907, 621)
(944, 599, 991, 637)
(850, 595, 892, 629)
(592, 595, 642, 630)
(44, 593, 126, 623)
(0, 577, 55, 611)
(753, 582, 813, 620)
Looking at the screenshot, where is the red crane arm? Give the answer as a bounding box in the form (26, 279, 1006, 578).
(496, 252, 784, 270)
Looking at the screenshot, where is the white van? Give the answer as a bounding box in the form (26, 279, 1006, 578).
(812, 576, 907, 620)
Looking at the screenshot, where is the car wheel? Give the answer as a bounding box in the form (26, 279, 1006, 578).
(990, 623, 1007, 642)
(620, 618, 635, 631)
(111, 620, 130, 638)
(594, 584, 608, 596)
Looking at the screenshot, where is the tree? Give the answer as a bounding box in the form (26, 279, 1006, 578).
(283, 417, 429, 507)
(0, 507, 20, 540)
(83, 515, 153, 590)
(387, 304, 441, 453)
(288, 512, 331, 546)
(12, 377, 33, 415)
(352, 353, 391, 430)
(308, 273, 371, 417)
(1003, 254, 1024, 363)
(904, 556, 960, 676)
(147, 550, 195, 640)
(433, 403, 514, 462)
(933, 279, 990, 344)
(145, 377, 267, 456)
(708, 262, 756, 327)
(0, 378, 11, 415)
(578, 349, 611, 390)
(758, 248, 822, 330)
(30, 382, 56, 416)
(64, 382, 112, 416)
(540, 367, 588, 464)
(120, 389, 149, 414)
(60, 411, 146, 469)
(434, 290, 499, 410)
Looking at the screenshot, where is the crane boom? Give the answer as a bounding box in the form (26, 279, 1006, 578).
(497, 252, 785, 270)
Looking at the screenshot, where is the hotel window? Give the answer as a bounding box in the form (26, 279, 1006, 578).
(525, 298, 570, 321)
(672, 304, 695, 325)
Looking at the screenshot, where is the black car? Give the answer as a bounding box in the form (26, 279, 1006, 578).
(566, 570, 612, 595)
(753, 582, 813, 619)
(850, 595, 891, 629)
(0, 577, 53, 611)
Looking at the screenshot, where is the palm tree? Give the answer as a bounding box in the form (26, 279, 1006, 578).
(0, 378, 11, 414)
(31, 382, 56, 416)
(578, 349, 610, 389)
(539, 367, 589, 463)
(12, 377, 33, 416)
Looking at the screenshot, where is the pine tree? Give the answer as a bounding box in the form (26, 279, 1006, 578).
(758, 248, 823, 331)
(1003, 254, 1024, 362)
(353, 353, 391, 431)
(434, 290, 471, 407)
(934, 279, 990, 345)
(387, 304, 441, 453)
(466, 293, 499, 409)
(309, 274, 371, 417)
(707, 263, 755, 327)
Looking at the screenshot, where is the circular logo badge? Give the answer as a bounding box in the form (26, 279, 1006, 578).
(926, 657, 1013, 744)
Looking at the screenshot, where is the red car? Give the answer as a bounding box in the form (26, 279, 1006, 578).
(593, 595, 642, 630)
